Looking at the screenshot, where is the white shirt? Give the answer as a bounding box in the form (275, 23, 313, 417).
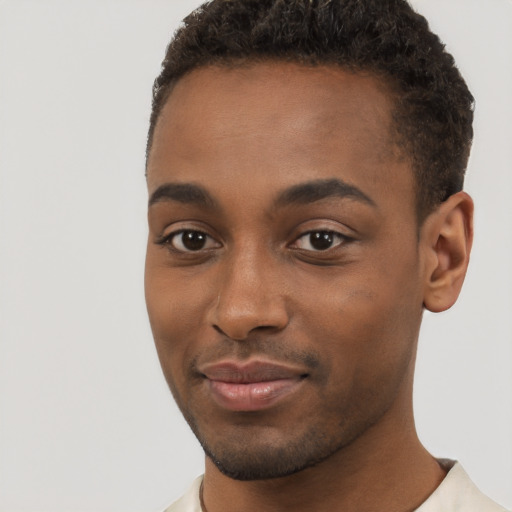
(415, 461, 509, 512)
(163, 461, 509, 512)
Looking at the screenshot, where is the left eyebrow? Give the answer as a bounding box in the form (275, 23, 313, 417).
(275, 178, 377, 209)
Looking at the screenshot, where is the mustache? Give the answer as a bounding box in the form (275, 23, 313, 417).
(189, 337, 323, 376)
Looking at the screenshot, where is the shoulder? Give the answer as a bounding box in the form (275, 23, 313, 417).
(162, 476, 203, 512)
(415, 460, 510, 512)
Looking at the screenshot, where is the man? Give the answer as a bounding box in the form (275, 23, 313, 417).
(144, 1, 509, 511)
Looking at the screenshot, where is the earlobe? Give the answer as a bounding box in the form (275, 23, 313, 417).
(422, 191, 474, 313)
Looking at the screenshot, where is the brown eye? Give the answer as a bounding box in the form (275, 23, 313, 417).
(293, 231, 346, 252)
(169, 230, 220, 252)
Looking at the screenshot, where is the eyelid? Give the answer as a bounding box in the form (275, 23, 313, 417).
(287, 217, 355, 241)
(154, 219, 218, 242)
(290, 229, 351, 252)
(155, 226, 222, 253)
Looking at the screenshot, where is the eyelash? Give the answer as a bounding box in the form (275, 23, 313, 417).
(155, 229, 220, 253)
(156, 228, 352, 255)
(291, 230, 351, 252)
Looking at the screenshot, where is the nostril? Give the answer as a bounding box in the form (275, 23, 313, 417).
(211, 322, 286, 342)
(211, 323, 249, 341)
(209, 291, 289, 341)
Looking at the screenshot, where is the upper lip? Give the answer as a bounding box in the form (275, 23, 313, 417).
(199, 360, 308, 383)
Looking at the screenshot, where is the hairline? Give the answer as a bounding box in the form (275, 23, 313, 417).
(146, 57, 434, 225)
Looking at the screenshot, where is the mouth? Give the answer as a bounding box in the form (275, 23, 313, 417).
(199, 360, 309, 412)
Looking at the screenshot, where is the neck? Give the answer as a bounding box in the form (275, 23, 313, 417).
(203, 433, 444, 512)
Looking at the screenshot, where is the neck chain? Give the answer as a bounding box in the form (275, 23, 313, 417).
(199, 480, 208, 512)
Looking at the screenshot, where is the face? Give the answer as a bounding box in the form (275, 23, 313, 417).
(145, 63, 427, 480)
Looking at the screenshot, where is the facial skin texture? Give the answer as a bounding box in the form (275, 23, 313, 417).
(145, 63, 473, 512)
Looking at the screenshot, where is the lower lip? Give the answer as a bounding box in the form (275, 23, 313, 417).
(208, 378, 304, 412)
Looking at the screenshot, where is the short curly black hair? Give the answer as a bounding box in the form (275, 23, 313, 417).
(147, 0, 474, 220)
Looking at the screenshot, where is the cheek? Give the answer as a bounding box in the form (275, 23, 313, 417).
(294, 260, 421, 382)
(301, 290, 417, 433)
(144, 261, 212, 383)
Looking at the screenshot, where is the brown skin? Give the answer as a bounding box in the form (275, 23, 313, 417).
(145, 63, 473, 512)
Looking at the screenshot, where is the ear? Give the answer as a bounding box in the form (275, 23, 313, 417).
(421, 191, 474, 313)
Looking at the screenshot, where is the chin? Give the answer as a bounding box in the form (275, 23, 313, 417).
(193, 421, 357, 481)
(203, 441, 329, 481)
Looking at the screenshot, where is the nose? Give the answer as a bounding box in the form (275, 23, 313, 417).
(208, 247, 289, 341)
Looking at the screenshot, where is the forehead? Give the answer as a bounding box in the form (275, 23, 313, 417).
(147, 62, 412, 213)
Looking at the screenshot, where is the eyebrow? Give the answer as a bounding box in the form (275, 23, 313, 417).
(148, 178, 376, 210)
(275, 178, 377, 209)
(148, 183, 217, 208)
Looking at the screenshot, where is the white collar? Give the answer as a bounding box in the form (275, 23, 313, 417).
(163, 460, 509, 512)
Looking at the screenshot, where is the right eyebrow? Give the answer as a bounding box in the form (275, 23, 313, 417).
(148, 182, 217, 208)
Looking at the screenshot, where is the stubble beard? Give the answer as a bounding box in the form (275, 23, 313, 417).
(179, 398, 389, 481)
(196, 422, 341, 480)
(163, 337, 416, 482)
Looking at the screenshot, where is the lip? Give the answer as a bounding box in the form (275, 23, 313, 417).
(199, 360, 308, 412)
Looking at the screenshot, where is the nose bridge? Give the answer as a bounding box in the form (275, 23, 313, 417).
(210, 241, 288, 340)
(229, 242, 267, 290)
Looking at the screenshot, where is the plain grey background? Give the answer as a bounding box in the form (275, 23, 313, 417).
(0, 1, 510, 510)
